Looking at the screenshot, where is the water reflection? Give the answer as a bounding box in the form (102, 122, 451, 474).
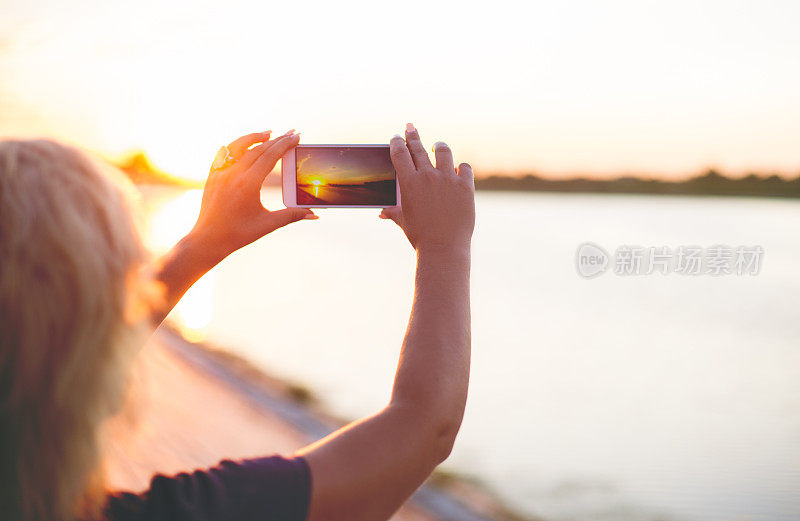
(141, 186, 800, 521)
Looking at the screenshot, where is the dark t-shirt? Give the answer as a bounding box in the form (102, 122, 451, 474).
(105, 456, 311, 521)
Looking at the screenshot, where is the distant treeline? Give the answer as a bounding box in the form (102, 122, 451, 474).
(475, 170, 800, 198)
(117, 151, 800, 199)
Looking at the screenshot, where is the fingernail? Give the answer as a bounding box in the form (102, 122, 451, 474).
(303, 212, 318, 220)
(263, 130, 272, 134)
(285, 129, 296, 136)
(406, 123, 415, 133)
(392, 134, 403, 140)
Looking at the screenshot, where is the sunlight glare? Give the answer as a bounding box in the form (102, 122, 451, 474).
(147, 189, 203, 253)
(146, 189, 213, 340)
(173, 272, 214, 342)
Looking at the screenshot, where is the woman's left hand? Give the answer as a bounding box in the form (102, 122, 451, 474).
(190, 129, 316, 262)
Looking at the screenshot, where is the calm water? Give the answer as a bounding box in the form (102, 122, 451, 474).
(143, 187, 800, 521)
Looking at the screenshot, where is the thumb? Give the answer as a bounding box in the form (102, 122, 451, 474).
(262, 207, 318, 233)
(379, 206, 402, 226)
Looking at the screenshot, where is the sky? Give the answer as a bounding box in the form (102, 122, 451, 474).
(297, 147, 394, 185)
(1, 0, 799, 180)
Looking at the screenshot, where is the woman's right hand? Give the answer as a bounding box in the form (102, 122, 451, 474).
(151, 130, 312, 326)
(190, 129, 314, 264)
(380, 123, 475, 254)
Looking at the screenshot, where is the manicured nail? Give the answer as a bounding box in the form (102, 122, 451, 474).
(406, 123, 415, 133)
(303, 212, 318, 220)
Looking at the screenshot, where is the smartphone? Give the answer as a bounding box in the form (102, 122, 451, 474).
(281, 144, 400, 208)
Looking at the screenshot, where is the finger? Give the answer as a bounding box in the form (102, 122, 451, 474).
(404, 123, 433, 170)
(235, 129, 296, 172)
(232, 141, 271, 173)
(248, 133, 301, 185)
(261, 207, 317, 233)
(379, 206, 402, 226)
(432, 141, 454, 173)
(457, 162, 474, 186)
(228, 131, 272, 158)
(390, 134, 415, 191)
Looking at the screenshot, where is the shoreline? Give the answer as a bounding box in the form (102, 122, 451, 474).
(154, 325, 535, 521)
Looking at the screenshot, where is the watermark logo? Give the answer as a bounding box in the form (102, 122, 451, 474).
(576, 243, 763, 278)
(576, 242, 610, 278)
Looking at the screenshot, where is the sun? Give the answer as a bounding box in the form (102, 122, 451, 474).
(309, 178, 326, 196)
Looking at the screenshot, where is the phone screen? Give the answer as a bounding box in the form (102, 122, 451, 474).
(295, 145, 396, 206)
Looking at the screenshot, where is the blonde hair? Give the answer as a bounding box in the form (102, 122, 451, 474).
(0, 139, 151, 521)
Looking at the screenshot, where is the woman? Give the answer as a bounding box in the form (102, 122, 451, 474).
(0, 123, 475, 521)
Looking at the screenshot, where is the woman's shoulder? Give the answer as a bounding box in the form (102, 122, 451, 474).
(105, 455, 311, 521)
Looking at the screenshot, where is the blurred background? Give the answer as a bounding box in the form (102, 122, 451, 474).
(2, 0, 799, 520)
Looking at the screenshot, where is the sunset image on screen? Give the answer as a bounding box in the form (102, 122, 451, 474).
(296, 146, 396, 206)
